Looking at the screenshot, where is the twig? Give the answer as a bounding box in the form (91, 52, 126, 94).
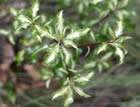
(92, 9, 117, 29)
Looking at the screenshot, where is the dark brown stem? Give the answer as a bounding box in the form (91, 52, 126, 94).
(92, 9, 117, 29)
(68, 40, 116, 49)
(66, 65, 71, 81)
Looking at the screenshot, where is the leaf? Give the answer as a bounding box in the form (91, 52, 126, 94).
(10, 8, 18, 16)
(8, 35, 15, 45)
(35, 25, 55, 40)
(46, 79, 51, 88)
(17, 15, 32, 24)
(63, 39, 77, 49)
(97, 43, 108, 54)
(44, 44, 59, 64)
(66, 28, 90, 40)
(31, 45, 48, 57)
(74, 86, 90, 98)
(98, 64, 103, 72)
(52, 86, 68, 100)
(90, 32, 96, 42)
(74, 72, 95, 83)
(58, 68, 68, 74)
(101, 52, 113, 61)
(16, 23, 30, 32)
(62, 46, 72, 65)
(115, 47, 124, 64)
(64, 87, 74, 107)
(31, 0, 40, 18)
(116, 36, 132, 43)
(84, 61, 96, 69)
(91, 0, 103, 5)
(118, 0, 128, 8)
(108, 27, 116, 40)
(57, 10, 64, 34)
(115, 20, 123, 37)
(0, 29, 9, 35)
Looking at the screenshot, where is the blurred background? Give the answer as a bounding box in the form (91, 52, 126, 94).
(0, 0, 139, 107)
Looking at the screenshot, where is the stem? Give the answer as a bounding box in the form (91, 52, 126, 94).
(92, 9, 117, 29)
(68, 40, 116, 49)
(66, 65, 71, 81)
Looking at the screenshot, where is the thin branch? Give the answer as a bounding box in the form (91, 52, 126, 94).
(69, 41, 115, 49)
(92, 9, 117, 29)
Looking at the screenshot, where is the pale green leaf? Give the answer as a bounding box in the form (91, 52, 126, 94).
(90, 32, 96, 42)
(97, 43, 108, 54)
(17, 15, 32, 24)
(35, 25, 55, 40)
(31, 45, 48, 57)
(46, 79, 51, 88)
(31, 0, 40, 18)
(63, 39, 77, 49)
(8, 35, 15, 45)
(66, 28, 90, 40)
(91, 0, 103, 4)
(98, 64, 103, 72)
(115, 20, 123, 37)
(10, 8, 18, 16)
(118, 0, 128, 8)
(116, 36, 132, 43)
(115, 47, 124, 64)
(74, 86, 90, 98)
(45, 44, 59, 64)
(64, 87, 74, 107)
(0, 29, 9, 35)
(58, 68, 68, 74)
(52, 86, 68, 100)
(62, 46, 72, 65)
(84, 61, 96, 69)
(74, 72, 95, 83)
(57, 10, 64, 34)
(101, 52, 113, 61)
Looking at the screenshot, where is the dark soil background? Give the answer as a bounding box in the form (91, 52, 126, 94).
(0, 0, 139, 107)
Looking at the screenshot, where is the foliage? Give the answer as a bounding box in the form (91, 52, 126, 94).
(0, 0, 134, 106)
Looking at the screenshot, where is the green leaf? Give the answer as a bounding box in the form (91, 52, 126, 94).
(63, 39, 77, 49)
(8, 35, 15, 45)
(115, 20, 123, 37)
(84, 61, 96, 69)
(91, 0, 103, 5)
(97, 43, 108, 54)
(58, 67, 68, 74)
(64, 87, 74, 107)
(62, 46, 72, 65)
(35, 25, 56, 40)
(66, 28, 90, 40)
(101, 52, 113, 61)
(115, 47, 124, 64)
(73, 86, 90, 98)
(31, 0, 40, 18)
(31, 45, 48, 57)
(52, 86, 68, 100)
(98, 64, 103, 72)
(17, 15, 32, 24)
(16, 23, 30, 32)
(116, 36, 132, 43)
(44, 44, 59, 64)
(90, 32, 96, 42)
(108, 27, 116, 40)
(57, 10, 64, 34)
(0, 29, 9, 35)
(118, 0, 128, 8)
(74, 72, 95, 83)
(10, 8, 18, 16)
(46, 79, 51, 88)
